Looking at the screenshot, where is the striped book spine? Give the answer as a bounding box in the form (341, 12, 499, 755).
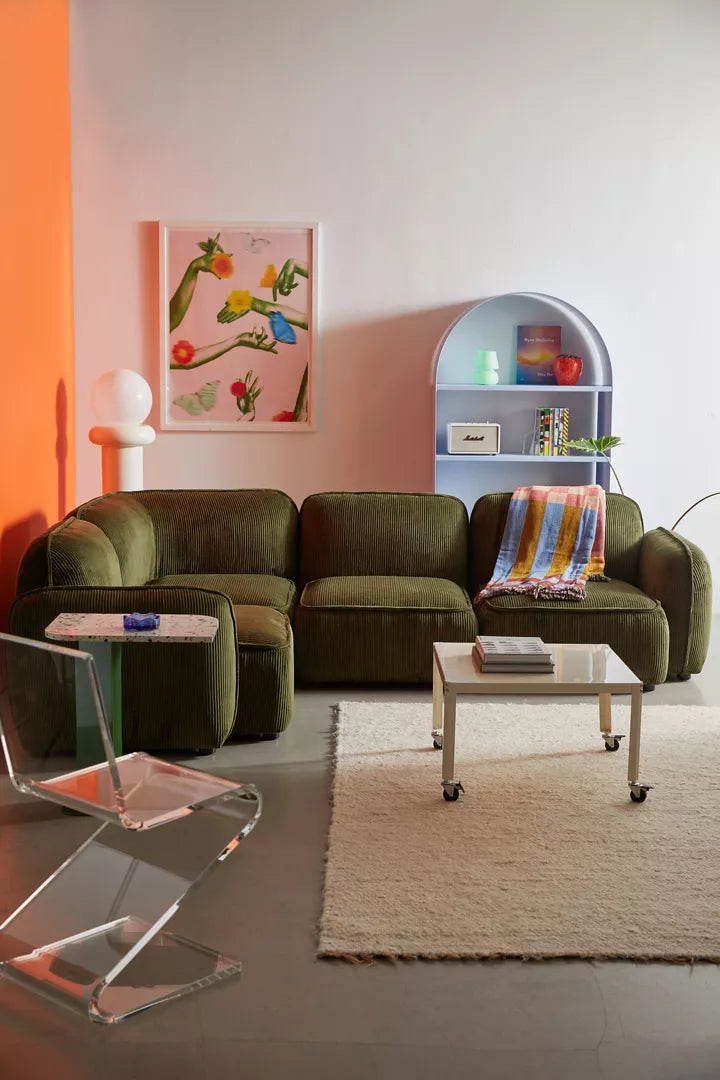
(560, 408, 569, 455)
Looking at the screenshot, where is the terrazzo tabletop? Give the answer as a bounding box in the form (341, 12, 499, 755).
(45, 612, 219, 644)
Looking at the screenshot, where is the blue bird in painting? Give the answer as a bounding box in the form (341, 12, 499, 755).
(268, 310, 296, 344)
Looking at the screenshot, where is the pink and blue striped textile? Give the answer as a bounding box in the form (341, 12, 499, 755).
(476, 485, 608, 603)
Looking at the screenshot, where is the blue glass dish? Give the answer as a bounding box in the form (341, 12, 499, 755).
(123, 613, 160, 632)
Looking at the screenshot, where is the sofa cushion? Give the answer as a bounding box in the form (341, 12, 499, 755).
(299, 492, 469, 587)
(470, 492, 646, 593)
(151, 574, 297, 616)
(295, 575, 476, 683)
(300, 575, 472, 611)
(232, 604, 293, 647)
(476, 579, 669, 685)
(47, 518, 123, 587)
(132, 489, 298, 578)
(76, 493, 155, 586)
(231, 605, 294, 737)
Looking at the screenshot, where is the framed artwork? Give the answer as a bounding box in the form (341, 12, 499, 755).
(159, 221, 318, 431)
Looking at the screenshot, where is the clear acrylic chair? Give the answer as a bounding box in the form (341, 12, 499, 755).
(0, 631, 262, 1024)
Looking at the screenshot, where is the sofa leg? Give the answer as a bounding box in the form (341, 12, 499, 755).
(642, 684, 656, 694)
(192, 748, 215, 756)
(260, 733, 280, 741)
(676, 673, 692, 682)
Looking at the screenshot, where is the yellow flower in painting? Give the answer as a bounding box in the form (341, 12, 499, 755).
(226, 288, 252, 314)
(259, 263, 277, 288)
(210, 252, 234, 278)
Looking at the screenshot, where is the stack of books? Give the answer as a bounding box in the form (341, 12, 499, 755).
(533, 407, 569, 456)
(473, 635, 555, 674)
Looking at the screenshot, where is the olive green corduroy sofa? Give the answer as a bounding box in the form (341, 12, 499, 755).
(471, 492, 712, 688)
(10, 488, 712, 751)
(11, 490, 297, 750)
(295, 492, 477, 682)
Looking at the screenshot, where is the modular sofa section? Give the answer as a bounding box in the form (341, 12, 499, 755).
(470, 492, 670, 686)
(296, 492, 476, 682)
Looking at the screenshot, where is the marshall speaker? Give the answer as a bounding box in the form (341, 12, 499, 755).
(447, 422, 501, 454)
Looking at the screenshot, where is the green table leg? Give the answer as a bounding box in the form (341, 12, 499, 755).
(76, 641, 123, 767)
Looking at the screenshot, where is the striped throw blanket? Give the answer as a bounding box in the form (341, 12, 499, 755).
(476, 485, 608, 603)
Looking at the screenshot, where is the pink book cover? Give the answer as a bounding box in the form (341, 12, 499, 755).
(516, 325, 561, 384)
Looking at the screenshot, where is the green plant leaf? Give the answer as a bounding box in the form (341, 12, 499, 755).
(565, 435, 622, 454)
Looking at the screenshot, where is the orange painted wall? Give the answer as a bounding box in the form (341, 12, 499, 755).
(0, 0, 74, 629)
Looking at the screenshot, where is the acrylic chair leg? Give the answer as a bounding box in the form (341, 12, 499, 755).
(0, 787, 261, 1023)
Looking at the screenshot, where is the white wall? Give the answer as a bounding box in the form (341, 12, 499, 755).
(70, 0, 720, 603)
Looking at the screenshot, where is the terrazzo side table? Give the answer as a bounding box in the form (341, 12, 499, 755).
(45, 613, 219, 767)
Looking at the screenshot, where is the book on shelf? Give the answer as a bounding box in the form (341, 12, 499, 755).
(533, 407, 569, 456)
(516, 325, 561, 385)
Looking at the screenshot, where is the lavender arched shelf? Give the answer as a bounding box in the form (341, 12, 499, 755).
(431, 292, 613, 511)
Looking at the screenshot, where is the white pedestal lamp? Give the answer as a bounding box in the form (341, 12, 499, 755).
(89, 369, 156, 493)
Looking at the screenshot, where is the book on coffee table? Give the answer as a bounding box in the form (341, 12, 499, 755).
(473, 636, 554, 673)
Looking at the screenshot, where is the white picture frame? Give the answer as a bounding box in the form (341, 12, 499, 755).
(159, 221, 318, 431)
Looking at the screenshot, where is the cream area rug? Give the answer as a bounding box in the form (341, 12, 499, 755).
(319, 701, 720, 961)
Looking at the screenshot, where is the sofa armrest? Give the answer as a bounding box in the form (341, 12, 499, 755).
(9, 585, 238, 750)
(638, 528, 712, 677)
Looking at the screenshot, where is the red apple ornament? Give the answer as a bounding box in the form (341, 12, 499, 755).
(553, 354, 583, 385)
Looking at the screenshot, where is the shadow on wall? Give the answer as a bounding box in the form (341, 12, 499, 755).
(56, 377, 69, 521)
(0, 377, 68, 629)
(0, 513, 47, 631)
(139, 221, 160, 431)
(319, 301, 471, 492)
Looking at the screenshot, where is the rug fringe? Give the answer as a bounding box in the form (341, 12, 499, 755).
(318, 950, 720, 965)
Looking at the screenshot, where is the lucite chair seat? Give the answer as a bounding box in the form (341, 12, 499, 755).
(34, 752, 247, 828)
(0, 632, 262, 1024)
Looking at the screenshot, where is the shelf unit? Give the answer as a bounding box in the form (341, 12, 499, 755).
(431, 292, 613, 512)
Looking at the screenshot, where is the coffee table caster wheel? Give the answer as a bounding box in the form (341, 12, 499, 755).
(443, 788, 459, 802)
(442, 781, 464, 802)
(630, 786, 650, 803)
(433, 739, 443, 750)
(604, 737, 621, 752)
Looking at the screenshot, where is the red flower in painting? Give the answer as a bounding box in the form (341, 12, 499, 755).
(230, 380, 247, 398)
(272, 410, 295, 422)
(210, 252, 234, 279)
(172, 340, 196, 365)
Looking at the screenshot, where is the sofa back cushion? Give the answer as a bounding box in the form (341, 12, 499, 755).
(470, 491, 645, 592)
(299, 492, 469, 587)
(16, 517, 123, 592)
(132, 489, 298, 578)
(77, 492, 155, 586)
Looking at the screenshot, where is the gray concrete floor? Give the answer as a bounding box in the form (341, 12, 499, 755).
(2, 626, 720, 1079)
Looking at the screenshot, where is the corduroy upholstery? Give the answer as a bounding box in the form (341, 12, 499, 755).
(232, 606, 294, 736)
(296, 494, 476, 682)
(12, 489, 712, 743)
(76, 492, 155, 586)
(296, 575, 476, 682)
(476, 581, 669, 686)
(638, 528, 712, 677)
(9, 585, 238, 751)
(133, 489, 297, 578)
(13, 490, 299, 747)
(470, 492, 710, 686)
(152, 574, 297, 617)
(299, 492, 469, 586)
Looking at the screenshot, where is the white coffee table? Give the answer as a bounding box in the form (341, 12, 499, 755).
(46, 613, 218, 767)
(432, 642, 650, 804)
